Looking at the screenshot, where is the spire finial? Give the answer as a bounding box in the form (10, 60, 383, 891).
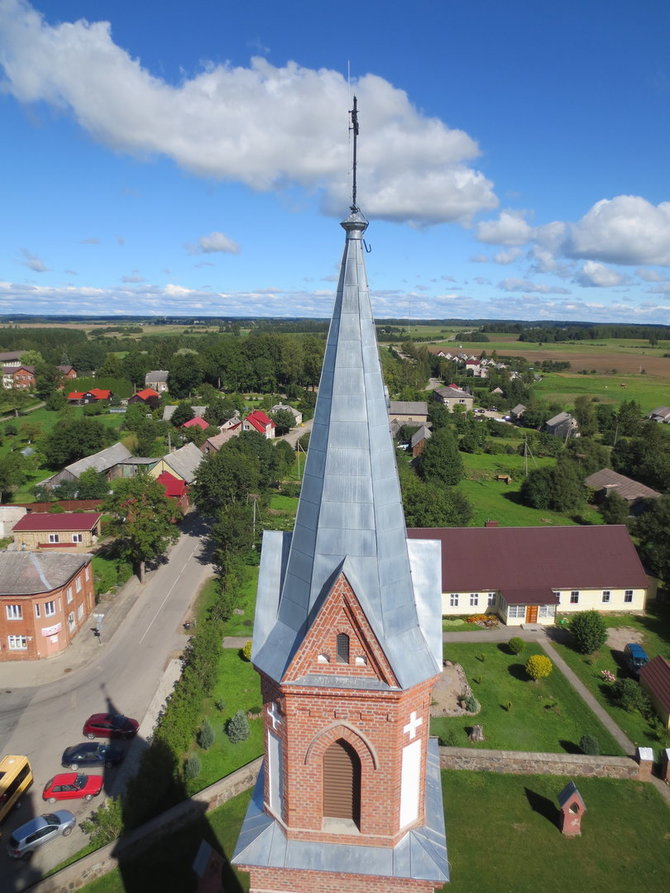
(349, 95, 359, 212)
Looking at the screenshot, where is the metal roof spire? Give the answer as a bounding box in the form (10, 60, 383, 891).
(350, 95, 359, 213)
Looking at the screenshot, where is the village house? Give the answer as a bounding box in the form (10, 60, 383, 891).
(270, 403, 303, 426)
(156, 470, 190, 514)
(388, 400, 429, 425)
(150, 442, 203, 484)
(67, 388, 112, 405)
(11, 512, 102, 551)
(162, 404, 206, 422)
(545, 411, 579, 439)
(201, 426, 241, 455)
(585, 468, 660, 515)
(433, 385, 473, 412)
(0, 351, 24, 368)
(407, 524, 648, 624)
(0, 552, 95, 661)
(57, 364, 77, 381)
(411, 424, 432, 457)
(649, 406, 670, 423)
(182, 417, 209, 431)
(128, 387, 161, 409)
(243, 409, 275, 439)
(144, 370, 169, 393)
(41, 442, 133, 490)
(3, 365, 36, 390)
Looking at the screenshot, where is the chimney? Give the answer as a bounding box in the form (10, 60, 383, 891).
(484, 520, 498, 528)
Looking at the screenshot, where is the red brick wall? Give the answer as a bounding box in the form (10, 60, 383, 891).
(243, 866, 441, 892)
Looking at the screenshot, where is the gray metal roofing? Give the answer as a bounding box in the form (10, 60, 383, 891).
(388, 401, 428, 415)
(584, 468, 660, 501)
(411, 425, 431, 447)
(145, 370, 168, 381)
(252, 211, 440, 690)
(161, 442, 203, 483)
(0, 552, 91, 596)
(407, 525, 649, 593)
(162, 405, 206, 421)
(64, 442, 132, 477)
(232, 738, 448, 882)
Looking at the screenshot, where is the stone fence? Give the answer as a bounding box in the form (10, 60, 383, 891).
(439, 747, 639, 779)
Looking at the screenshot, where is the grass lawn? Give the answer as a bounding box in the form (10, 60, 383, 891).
(220, 567, 259, 637)
(77, 772, 669, 893)
(533, 370, 670, 413)
(442, 771, 670, 893)
(550, 603, 670, 748)
(431, 643, 624, 755)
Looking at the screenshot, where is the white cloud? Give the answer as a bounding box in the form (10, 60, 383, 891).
(499, 278, 570, 295)
(476, 210, 532, 245)
(21, 248, 47, 272)
(186, 231, 240, 255)
(575, 261, 628, 288)
(636, 268, 668, 282)
(566, 195, 670, 265)
(494, 248, 522, 265)
(0, 0, 497, 227)
(121, 273, 145, 283)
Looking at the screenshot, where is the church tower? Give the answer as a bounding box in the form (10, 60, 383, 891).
(233, 102, 449, 892)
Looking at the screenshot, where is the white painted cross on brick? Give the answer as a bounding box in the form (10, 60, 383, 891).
(403, 710, 423, 740)
(267, 701, 283, 731)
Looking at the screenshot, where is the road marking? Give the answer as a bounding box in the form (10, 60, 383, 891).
(138, 544, 199, 645)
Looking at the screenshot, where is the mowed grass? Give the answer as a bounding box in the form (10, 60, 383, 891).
(533, 370, 670, 413)
(441, 771, 670, 893)
(431, 643, 624, 755)
(551, 603, 670, 748)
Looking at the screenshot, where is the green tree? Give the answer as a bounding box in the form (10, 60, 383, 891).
(76, 468, 109, 499)
(573, 396, 598, 437)
(168, 353, 205, 398)
(634, 495, 670, 583)
(400, 469, 472, 527)
(275, 439, 295, 478)
(45, 389, 66, 411)
(570, 610, 607, 655)
(191, 449, 259, 516)
(42, 417, 110, 468)
(170, 403, 195, 427)
(0, 453, 27, 501)
(525, 654, 553, 680)
(520, 458, 585, 512)
(612, 678, 652, 714)
(599, 490, 629, 525)
(419, 428, 463, 486)
(103, 475, 180, 581)
(617, 400, 642, 437)
(271, 408, 296, 435)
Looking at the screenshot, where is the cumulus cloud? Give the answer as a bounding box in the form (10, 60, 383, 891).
(186, 231, 240, 255)
(476, 210, 532, 245)
(566, 195, 670, 266)
(494, 248, 522, 265)
(499, 278, 570, 295)
(0, 0, 497, 227)
(21, 248, 47, 272)
(636, 268, 667, 282)
(575, 261, 628, 288)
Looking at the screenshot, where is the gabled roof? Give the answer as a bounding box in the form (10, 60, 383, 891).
(640, 656, 670, 711)
(157, 470, 187, 498)
(546, 411, 575, 427)
(435, 385, 471, 400)
(0, 552, 91, 596)
(145, 370, 169, 382)
(162, 404, 206, 422)
(245, 410, 274, 432)
(64, 442, 132, 478)
(134, 388, 160, 400)
(411, 424, 432, 448)
(584, 468, 660, 501)
(182, 416, 209, 430)
(388, 400, 428, 416)
(407, 525, 649, 594)
(67, 391, 85, 400)
(204, 429, 239, 451)
(13, 512, 101, 532)
(57, 365, 75, 374)
(252, 210, 440, 691)
(87, 388, 111, 400)
(161, 442, 203, 483)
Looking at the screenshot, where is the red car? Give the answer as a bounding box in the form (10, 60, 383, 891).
(42, 773, 103, 803)
(83, 713, 139, 740)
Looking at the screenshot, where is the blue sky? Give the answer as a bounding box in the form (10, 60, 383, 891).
(2, 0, 670, 323)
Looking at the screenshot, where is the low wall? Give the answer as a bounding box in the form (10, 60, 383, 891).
(439, 747, 639, 779)
(27, 757, 263, 893)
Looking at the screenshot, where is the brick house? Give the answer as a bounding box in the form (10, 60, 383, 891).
(407, 525, 649, 625)
(0, 552, 94, 661)
(12, 512, 102, 550)
(3, 365, 36, 390)
(57, 365, 77, 381)
(233, 210, 448, 891)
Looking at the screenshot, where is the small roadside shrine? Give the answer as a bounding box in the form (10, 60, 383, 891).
(557, 780, 586, 836)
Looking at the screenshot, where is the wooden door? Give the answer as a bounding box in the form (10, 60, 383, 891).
(323, 739, 361, 824)
(526, 605, 538, 623)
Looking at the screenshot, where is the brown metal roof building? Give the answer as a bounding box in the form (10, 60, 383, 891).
(640, 656, 670, 729)
(585, 467, 659, 512)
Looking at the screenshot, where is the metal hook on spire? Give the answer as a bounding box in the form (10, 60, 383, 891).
(349, 95, 359, 212)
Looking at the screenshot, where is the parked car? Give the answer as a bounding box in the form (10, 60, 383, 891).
(42, 773, 103, 803)
(82, 713, 139, 740)
(7, 811, 76, 860)
(61, 742, 124, 770)
(624, 642, 650, 678)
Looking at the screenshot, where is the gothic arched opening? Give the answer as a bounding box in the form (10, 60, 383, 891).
(322, 737, 361, 827)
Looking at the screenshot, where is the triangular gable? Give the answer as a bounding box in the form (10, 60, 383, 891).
(283, 571, 399, 689)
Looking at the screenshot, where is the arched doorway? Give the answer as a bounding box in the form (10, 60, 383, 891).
(323, 738, 361, 827)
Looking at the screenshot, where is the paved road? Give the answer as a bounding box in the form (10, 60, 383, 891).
(0, 514, 214, 889)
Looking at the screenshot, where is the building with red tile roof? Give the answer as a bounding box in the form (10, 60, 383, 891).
(243, 409, 275, 439)
(156, 471, 189, 513)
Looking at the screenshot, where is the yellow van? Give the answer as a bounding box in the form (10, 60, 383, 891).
(0, 755, 33, 824)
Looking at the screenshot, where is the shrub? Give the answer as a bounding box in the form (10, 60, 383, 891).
(80, 798, 123, 848)
(525, 654, 553, 680)
(579, 734, 600, 755)
(570, 610, 607, 655)
(241, 640, 252, 661)
(214, 698, 226, 712)
(197, 720, 215, 750)
(464, 695, 477, 713)
(439, 729, 459, 747)
(508, 637, 524, 655)
(184, 754, 201, 780)
(612, 678, 652, 715)
(226, 710, 250, 743)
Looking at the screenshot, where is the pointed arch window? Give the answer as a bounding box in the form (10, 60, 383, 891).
(336, 633, 350, 664)
(323, 738, 361, 827)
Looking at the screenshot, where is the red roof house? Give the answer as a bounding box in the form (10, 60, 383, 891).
(128, 388, 160, 409)
(243, 410, 275, 439)
(88, 388, 111, 401)
(156, 471, 189, 514)
(182, 417, 209, 431)
(12, 512, 102, 550)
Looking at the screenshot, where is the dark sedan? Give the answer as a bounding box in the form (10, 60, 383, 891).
(61, 742, 125, 770)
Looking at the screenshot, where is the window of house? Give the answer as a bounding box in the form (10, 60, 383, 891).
(6, 604, 22, 621)
(469, 593, 479, 607)
(539, 605, 555, 618)
(8, 635, 28, 650)
(487, 592, 496, 606)
(66, 587, 73, 604)
(34, 603, 41, 618)
(85, 566, 90, 581)
(67, 612, 75, 632)
(553, 591, 560, 603)
(44, 601, 56, 617)
(336, 633, 350, 664)
(75, 577, 82, 593)
(508, 605, 525, 619)
(77, 604, 84, 620)
(602, 590, 611, 603)
(624, 590, 633, 603)
(48, 533, 60, 543)
(449, 594, 459, 607)
(72, 533, 83, 543)
(570, 591, 579, 604)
